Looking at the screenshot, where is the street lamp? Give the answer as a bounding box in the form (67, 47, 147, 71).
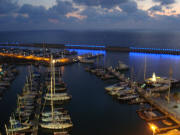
(52, 59, 56, 64)
(148, 123, 157, 135)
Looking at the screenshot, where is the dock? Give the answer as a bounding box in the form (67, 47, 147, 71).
(158, 125, 180, 133)
(137, 88, 180, 133)
(137, 110, 168, 122)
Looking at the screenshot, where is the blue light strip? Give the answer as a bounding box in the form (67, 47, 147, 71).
(68, 49, 106, 55)
(65, 44, 105, 48)
(129, 52, 180, 59)
(130, 47, 180, 52)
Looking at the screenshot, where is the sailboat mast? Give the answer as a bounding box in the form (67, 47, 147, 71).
(5, 124, 8, 135)
(59, 67, 62, 82)
(168, 67, 172, 103)
(50, 56, 54, 122)
(97, 54, 99, 68)
(144, 56, 146, 81)
(29, 66, 32, 91)
(17, 97, 21, 123)
(131, 67, 134, 88)
(9, 117, 13, 135)
(53, 60, 56, 95)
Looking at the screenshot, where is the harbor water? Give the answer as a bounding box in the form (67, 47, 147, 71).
(1, 30, 180, 135)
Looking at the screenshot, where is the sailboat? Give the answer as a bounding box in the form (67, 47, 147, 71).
(44, 58, 71, 103)
(42, 109, 68, 117)
(6, 116, 30, 133)
(41, 114, 71, 122)
(115, 61, 129, 71)
(40, 57, 73, 130)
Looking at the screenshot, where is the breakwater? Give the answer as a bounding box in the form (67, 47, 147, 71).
(1, 43, 180, 55)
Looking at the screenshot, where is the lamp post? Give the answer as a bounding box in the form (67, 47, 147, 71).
(149, 123, 157, 135)
(168, 67, 173, 104)
(151, 125, 156, 135)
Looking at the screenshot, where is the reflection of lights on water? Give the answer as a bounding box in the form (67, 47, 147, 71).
(152, 72, 156, 82)
(129, 52, 180, 60)
(68, 49, 106, 55)
(130, 47, 180, 52)
(148, 123, 158, 135)
(57, 58, 70, 63)
(60, 66, 65, 75)
(147, 72, 161, 82)
(52, 59, 56, 64)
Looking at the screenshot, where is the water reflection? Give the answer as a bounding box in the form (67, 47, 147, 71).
(67, 49, 106, 55)
(129, 52, 180, 81)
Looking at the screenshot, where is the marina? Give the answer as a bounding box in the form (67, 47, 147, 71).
(1, 44, 180, 134)
(1, 0, 180, 133)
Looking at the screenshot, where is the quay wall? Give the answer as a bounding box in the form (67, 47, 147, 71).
(1, 43, 180, 55)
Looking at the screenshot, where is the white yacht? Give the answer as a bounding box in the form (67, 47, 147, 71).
(41, 115, 71, 122)
(6, 117, 30, 133)
(44, 93, 71, 101)
(116, 61, 129, 71)
(105, 82, 128, 91)
(40, 122, 73, 130)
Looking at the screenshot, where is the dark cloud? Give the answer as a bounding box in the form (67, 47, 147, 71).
(0, 0, 18, 14)
(17, 0, 77, 22)
(19, 4, 46, 14)
(0, 0, 180, 31)
(120, 1, 137, 13)
(18, 4, 48, 23)
(73, 0, 129, 8)
(49, 0, 76, 15)
(153, 0, 175, 5)
(149, 5, 162, 11)
(81, 1, 149, 25)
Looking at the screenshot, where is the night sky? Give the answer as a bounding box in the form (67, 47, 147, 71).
(0, 0, 180, 31)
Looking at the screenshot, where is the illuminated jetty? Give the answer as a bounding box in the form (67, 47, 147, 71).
(1, 43, 180, 55)
(0, 52, 70, 63)
(130, 47, 180, 55)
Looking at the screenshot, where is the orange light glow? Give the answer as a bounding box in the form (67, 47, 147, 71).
(148, 123, 158, 134)
(57, 58, 70, 63)
(0, 52, 70, 63)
